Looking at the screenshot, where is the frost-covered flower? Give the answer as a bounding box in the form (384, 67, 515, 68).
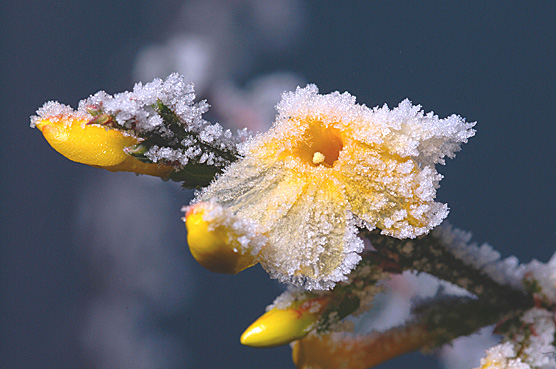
(189, 85, 475, 289)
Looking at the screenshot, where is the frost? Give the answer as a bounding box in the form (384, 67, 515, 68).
(524, 252, 556, 303)
(30, 100, 88, 128)
(476, 309, 556, 369)
(433, 224, 527, 290)
(517, 308, 556, 368)
(476, 342, 531, 369)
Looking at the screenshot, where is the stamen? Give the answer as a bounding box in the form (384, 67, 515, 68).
(312, 152, 325, 165)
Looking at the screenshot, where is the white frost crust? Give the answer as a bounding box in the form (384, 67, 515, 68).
(476, 342, 531, 369)
(524, 252, 556, 304)
(30, 100, 89, 127)
(271, 84, 476, 167)
(433, 224, 527, 290)
(477, 309, 556, 369)
(518, 308, 556, 369)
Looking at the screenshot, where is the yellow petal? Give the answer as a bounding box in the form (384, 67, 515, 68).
(184, 202, 261, 274)
(260, 180, 362, 289)
(339, 141, 445, 238)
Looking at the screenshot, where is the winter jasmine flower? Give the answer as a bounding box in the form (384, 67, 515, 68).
(189, 84, 475, 289)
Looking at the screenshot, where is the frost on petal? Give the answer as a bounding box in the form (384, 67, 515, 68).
(369, 99, 476, 166)
(196, 157, 364, 290)
(339, 142, 448, 238)
(261, 182, 363, 290)
(30, 100, 89, 128)
(197, 157, 308, 231)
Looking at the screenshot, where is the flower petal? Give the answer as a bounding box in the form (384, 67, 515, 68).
(261, 180, 363, 290)
(340, 141, 448, 238)
(198, 157, 308, 232)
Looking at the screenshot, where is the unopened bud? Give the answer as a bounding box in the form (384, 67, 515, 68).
(184, 202, 260, 274)
(241, 297, 329, 347)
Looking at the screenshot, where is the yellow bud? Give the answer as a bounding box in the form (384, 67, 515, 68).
(240, 298, 328, 348)
(185, 203, 257, 274)
(35, 116, 172, 177)
(292, 324, 433, 369)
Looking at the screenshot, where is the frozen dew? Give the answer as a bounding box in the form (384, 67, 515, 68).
(476, 342, 531, 369)
(433, 224, 528, 290)
(30, 100, 88, 128)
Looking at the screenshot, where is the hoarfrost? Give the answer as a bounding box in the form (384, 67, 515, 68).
(30, 100, 88, 128)
(433, 225, 527, 290)
(475, 342, 531, 369)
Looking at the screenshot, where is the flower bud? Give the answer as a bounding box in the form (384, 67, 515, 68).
(292, 324, 433, 369)
(241, 298, 329, 347)
(184, 202, 261, 274)
(34, 115, 172, 177)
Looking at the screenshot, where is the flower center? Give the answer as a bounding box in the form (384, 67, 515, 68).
(294, 121, 344, 167)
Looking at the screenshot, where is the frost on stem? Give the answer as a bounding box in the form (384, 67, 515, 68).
(32, 73, 247, 187)
(192, 84, 475, 289)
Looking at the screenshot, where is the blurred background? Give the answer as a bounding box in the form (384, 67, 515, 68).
(1, 1, 555, 368)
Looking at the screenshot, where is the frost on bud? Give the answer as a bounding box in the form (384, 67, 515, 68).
(183, 201, 265, 274)
(31, 74, 249, 188)
(241, 297, 330, 347)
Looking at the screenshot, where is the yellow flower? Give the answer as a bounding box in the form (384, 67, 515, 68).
(191, 85, 475, 289)
(291, 325, 433, 369)
(32, 102, 173, 177)
(240, 296, 330, 347)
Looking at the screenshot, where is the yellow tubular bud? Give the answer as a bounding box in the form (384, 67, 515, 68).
(35, 117, 172, 177)
(185, 203, 258, 274)
(291, 324, 434, 369)
(240, 298, 329, 348)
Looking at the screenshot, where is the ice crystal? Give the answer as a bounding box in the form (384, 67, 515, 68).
(476, 342, 531, 369)
(524, 253, 556, 304)
(193, 84, 475, 289)
(433, 224, 527, 290)
(30, 100, 89, 128)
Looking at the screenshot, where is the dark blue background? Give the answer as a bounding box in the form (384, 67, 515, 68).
(2, 1, 555, 368)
